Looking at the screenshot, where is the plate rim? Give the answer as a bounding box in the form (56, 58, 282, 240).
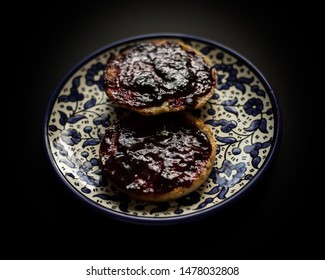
(43, 32, 282, 225)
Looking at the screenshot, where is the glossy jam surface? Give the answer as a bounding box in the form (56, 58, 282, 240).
(99, 113, 212, 195)
(104, 41, 215, 109)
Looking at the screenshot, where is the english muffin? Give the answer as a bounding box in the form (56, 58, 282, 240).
(99, 112, 216, 202)
(104, 40, 217, 115)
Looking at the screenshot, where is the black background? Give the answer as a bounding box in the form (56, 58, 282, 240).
(6, 1, 323, 260)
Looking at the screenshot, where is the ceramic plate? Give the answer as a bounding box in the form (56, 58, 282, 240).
(44, 34, 281, 224)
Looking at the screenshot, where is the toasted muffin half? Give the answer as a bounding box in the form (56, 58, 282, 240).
(99, 112, 216, 202)
(104, 40, 217, 115)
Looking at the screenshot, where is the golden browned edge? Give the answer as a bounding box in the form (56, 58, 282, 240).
(112, 112, 217, 202)
(103, 39, 217, 116)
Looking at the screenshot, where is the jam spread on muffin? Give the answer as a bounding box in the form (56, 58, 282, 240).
(104, 41, 216, 115)
(99, 113, 215, 201)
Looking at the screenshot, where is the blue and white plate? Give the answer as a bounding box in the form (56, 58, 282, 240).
(44, 34, 281, 224)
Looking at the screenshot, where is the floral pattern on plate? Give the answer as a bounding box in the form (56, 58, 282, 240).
(45, 35, 280, 223)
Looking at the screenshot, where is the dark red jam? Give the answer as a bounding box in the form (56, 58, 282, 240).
(99, 113, 212, 195)
(104, 41, 215, 109)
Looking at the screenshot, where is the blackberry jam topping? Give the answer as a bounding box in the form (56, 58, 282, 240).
(99, 113, 213, 195)
(104, 41, 215, 109)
